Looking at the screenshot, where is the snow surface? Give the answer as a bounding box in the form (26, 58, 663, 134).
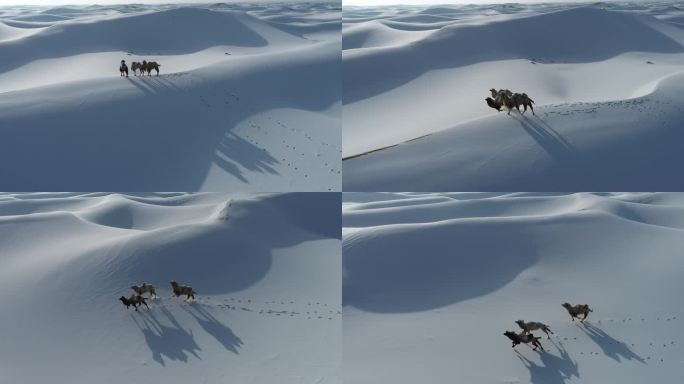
(343, 192, 684, 384)
(0, 3, 341, 191)
(0, 192, 341, 383)
(343, 3, 684, 191)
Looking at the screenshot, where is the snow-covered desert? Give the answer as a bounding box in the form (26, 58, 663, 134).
(343, 192, 684, 383)
(343, 2, 684, 190)
(0, 192, 340, 383)
(0, 2, 340, 191)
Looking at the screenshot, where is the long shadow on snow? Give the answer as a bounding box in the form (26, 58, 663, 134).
(577, 323, 646, 364)
(205, 50, 340, 186)
(214, 132, 279, 182)
(343, 218, 537, 313)
(182, 303, 243, 353)
(516, 339, 579, 384)
(514, 114, 580, 166)
(0, 43, 339, 190)
(131, 307, 201, 366)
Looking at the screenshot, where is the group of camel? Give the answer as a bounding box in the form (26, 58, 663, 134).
(118, 59, 161, 77)
(486, 88, 536, 115)
(119, 281, 197, 311)
(504, 302, 593, 352)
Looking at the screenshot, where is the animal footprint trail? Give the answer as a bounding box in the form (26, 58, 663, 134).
(232, 112, 341, 179)
(186, 295, 341, 322)
(529, 313, 684, 367)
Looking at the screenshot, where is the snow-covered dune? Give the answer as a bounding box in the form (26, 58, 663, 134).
(0, 3, 341, 191)
(343, 192, 684, 384)
(343, 4, 684, 190)
(0, 21, 40, 42)
(0, 8, 295, 74)
(0, 192, 341, 384)
(345, 7, 684, 103)
(344, 70, 684, 191)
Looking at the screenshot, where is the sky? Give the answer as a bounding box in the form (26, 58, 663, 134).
(0, 0, 216, 4)
(0, 0, 644, 6)
(0, 0, 631, 5)
(344, 0, 639, 5)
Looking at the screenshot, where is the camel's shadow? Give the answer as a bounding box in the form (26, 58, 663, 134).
(131, 307, 201, 366)
(131, 304, 243, 366)
(577, 322, 646, 364)
(514, 114, 580, 165)
(183, 303, 243, 354)
(517, 339, 579, 384)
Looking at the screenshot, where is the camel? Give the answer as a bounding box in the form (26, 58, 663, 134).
(119, 60, 128, 77)
(131, 61, 142, 76)
(141, 60, 161, 76)
(513, 93, 535, 115)
(562, 303, 593, 322)
(485, 97, 502, 112)
(119, 295, 149, 311)
(486, 88, 535, 115)
(504, 330, 545, 351)
(170, 280, 196, 300)
(515, 320, 554, 339)
(496, 91, 517, 115)
(131, 282, 157, 298)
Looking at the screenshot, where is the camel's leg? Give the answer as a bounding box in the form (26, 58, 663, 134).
(529, 104, 535, 115)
